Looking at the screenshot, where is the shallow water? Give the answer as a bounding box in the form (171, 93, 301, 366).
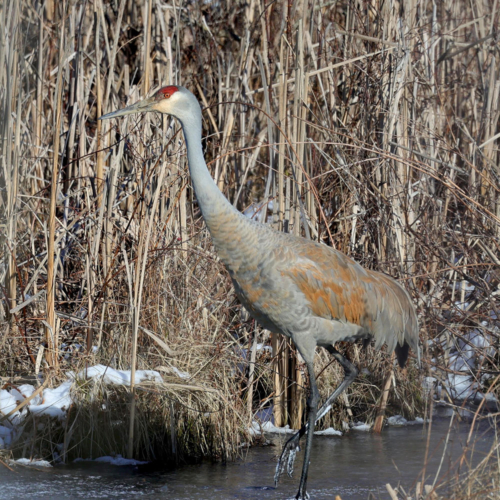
(0, 418, 495, 500)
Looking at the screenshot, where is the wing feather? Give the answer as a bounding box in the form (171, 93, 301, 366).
(278, 239, 419, 365)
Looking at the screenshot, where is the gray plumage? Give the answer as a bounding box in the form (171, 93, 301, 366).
(100, 85, 420, 500)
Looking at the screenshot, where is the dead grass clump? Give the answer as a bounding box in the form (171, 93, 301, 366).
(62, 380, 241, 464)
(6, 329, 248, 464)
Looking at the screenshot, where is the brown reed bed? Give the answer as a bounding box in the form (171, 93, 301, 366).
(0, 0, 498, 472)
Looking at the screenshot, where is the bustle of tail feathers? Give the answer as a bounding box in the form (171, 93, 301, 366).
(395, 341, 410, 368)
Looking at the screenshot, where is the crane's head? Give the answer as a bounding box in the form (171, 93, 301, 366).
(99, 85, 201, 125)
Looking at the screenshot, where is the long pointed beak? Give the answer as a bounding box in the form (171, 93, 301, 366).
(99, 96, 156, 120)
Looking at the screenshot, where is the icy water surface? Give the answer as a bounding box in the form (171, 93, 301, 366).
(0, 418, 495, 499)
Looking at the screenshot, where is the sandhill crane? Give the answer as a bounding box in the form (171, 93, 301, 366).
(100, 85, 419, 500)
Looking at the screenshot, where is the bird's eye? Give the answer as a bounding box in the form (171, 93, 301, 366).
(156, 85, 178, 100)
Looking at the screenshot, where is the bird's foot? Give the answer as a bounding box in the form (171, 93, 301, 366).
(274, 433, 301, 485)
(295, 490, 310, 500)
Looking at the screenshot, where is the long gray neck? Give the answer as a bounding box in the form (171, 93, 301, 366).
(178, 108, 266, 277)
(181, 113, 249, 254)
(181, 116, 237, 225)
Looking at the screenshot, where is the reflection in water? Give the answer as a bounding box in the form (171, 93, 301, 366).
(0, 418, 494, 499)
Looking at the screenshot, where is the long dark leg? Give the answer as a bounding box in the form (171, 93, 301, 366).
(316, 346, 358, 421)
(275, 347, 358, 496)
(295, 358, 319, 499)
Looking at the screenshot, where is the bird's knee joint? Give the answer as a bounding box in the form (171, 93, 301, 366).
(307, 390, 320, 410)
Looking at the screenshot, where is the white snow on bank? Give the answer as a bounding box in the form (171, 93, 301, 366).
(314, 427, 342, 436)
(387, 415, 424, 426)
(0, 424, 13, 448)
(13, 458, 52, 467)
(250, 416, 424, 435)
(171, 367, 191, 380)
(0, 365, 164, 453)
(248, 420, 342, 437)
(70, 364, 163, 385)
(74, 454, 147, 466)
(387, 415, 408, 426)
(29, 381, 72, 420)
(351, 422, 372, 431)
(476, 392, 498, 402)
(0, 390, 18, 417)
(95, 455, 147, 466)
(430, 278, 499, 404)
(433, 325, 499, 403)
(0, 382, 72, 425)
(11, 384, 41, 405)
(248, 421, 297, 436)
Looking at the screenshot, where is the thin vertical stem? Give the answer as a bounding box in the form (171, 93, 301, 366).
(45, 5, 66, 370)
(94, 5, 104, 206)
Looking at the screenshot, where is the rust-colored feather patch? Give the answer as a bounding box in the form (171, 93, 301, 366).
(278, 238, 418, 357)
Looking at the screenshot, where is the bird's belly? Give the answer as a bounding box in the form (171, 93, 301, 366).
(314, 318, 369, 347)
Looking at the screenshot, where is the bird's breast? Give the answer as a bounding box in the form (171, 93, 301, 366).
(231, 270, 292, 335)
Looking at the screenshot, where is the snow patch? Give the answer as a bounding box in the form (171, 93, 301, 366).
(0, 365, 164, 453)
(14, 458, 52, 467)
(0, 425, 13, 448)
(476, 392, 498, 403)
(386, 415, 425, 426)
(72, 364, 163, 385)
(431, 322, 498, 402)
(351, 421, 372, 431)
(0, 390, 19, 416)
(94, 454, 147, 466)
(314, 427, 342, 436)
(248, 421, 297, 436)
(29, 381, 72, 420)
(171, 367, 191, 380)
(387, 415, 408, 426)
(249, 419, 342, 437)
(10, 384, 41, 405)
